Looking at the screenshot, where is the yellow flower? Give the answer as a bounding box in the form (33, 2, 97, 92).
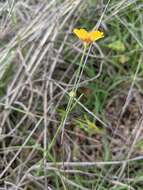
(73, 28, 104, 44)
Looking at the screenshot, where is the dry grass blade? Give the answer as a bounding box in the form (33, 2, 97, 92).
(0, 0, 143, 189)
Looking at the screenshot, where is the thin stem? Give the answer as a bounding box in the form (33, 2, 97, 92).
(74, 44, 92, 93)
(73, 44, 87, 91)
(48, 44, 88, 151)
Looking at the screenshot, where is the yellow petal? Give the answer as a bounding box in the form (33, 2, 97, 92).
(89, 31, 104, 42)
(73, 28, 89, 40)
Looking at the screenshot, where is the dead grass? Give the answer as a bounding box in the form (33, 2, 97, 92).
(0, 0, 143, 189)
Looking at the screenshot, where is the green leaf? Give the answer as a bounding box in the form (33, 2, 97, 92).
(136, 139, 143, 149)
(75, 116, 104, 135)
(0, 50, 15, 97)
(108, 40, 125, 52)
(118, 55, 129, 64)
(0, 50, 15, 80)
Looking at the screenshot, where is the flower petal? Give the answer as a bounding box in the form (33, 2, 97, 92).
(73, 28, 89, 40)
(89, 31, 104, 42)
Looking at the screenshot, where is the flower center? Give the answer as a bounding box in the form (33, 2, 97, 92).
(84, 38, 92, 44)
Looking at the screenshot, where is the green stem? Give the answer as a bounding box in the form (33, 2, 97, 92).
(73, 44, 87, 92)
(48, 44, 87, 151)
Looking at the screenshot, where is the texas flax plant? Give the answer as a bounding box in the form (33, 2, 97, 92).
(48, 28, 104, 150)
